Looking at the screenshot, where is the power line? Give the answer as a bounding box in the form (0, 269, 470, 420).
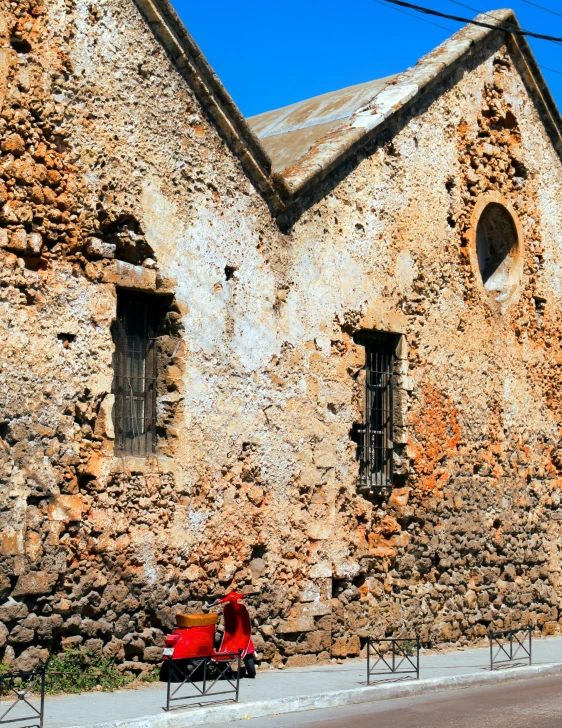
(446, 0, 562, 73)
(380, 0, 562, 42)
(538, 63, 562, 77)
(375, 0, 562, 79)
(449, 0, 562, 49)
(447, 0, 526, 33)
(373, 0, 454, 32)
(448, 0, 562, 34)
(447, 0, 482, 12)
(520, 0, 562, 20)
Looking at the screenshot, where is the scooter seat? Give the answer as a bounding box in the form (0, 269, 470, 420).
(176, 613, 219, 628)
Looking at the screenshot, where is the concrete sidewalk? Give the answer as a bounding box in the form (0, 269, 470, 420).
(17, 636, 562, 728)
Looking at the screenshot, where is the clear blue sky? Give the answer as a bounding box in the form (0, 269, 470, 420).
(171, 0, 562, 118)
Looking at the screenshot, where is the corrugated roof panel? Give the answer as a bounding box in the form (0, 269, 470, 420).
(247, 75, 398, 172)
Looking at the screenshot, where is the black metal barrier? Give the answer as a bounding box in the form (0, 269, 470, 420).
(366, 637, 420, 684)
(489, 627, 532, 670)
(0, 668, 45, 728)
(164, 651, 242, 711)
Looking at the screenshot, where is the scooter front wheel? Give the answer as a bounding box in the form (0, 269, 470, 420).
(244, 655, 256, 679)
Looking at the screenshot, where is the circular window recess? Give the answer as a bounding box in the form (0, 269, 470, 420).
(469, 193, 524, 313)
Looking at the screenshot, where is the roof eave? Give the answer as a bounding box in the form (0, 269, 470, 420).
(505, 30, 562, 158)
(277, 10, 509, 198)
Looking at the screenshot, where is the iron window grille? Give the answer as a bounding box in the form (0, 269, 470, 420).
(355, 331, 396, 489)
(112, 292, 158, 457)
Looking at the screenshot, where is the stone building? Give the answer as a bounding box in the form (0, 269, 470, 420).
(1, 0, 562, 672)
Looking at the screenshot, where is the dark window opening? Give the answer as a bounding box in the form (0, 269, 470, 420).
(353, 331, 397, 490)
(476, 203, 518, 289)
(111, 291, 163, 457)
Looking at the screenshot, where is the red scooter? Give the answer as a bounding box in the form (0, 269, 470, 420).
(160, 592, 257, 680)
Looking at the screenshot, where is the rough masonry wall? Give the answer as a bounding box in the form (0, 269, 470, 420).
(1, 0, 562, 675)
(282, 37, 562, 657)
(0, 0, 286, 672)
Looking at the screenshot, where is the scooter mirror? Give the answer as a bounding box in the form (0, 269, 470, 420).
(201, 600, 219, 611)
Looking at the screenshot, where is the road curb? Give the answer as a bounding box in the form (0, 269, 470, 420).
(69, 662, 562, 728)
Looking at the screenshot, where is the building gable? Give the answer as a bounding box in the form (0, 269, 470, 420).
(135, 5, 562, 219)
(248, 10, 562, 211)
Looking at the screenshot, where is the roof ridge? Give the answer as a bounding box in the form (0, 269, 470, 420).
(278, 9, 516, 195)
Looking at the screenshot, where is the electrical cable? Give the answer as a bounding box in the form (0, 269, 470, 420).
(380, 0, 562, 42)
(373, 0, 454, 31)
(374, 0, 562, 78)
(447, 0, 562, 48)
(535, 63, 562, 77)
(447, 0, 483, 12)
(447, 0, 530, 36)
(520, 0, 562, 20)
(447, 0, 562, 73)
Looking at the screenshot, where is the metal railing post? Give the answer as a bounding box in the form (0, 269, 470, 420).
(236, 651, 242, 703)
(489, 627, 532, 671)
(0, 667, 48, 728)
(166, 661, 171, 711)
(367, 638, 371, 686)
(40, 667, 46, 728)
(416, 636, 420, 680)
(162, 653, 241, 711)
(392, 640, 396, 673)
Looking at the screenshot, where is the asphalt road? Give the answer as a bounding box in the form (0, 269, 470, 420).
(206, 675, 562, 728)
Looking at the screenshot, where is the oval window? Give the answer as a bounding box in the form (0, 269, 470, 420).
(475, 202, 520, 304)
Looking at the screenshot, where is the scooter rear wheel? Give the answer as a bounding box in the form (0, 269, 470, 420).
(244, 655, 256, 679)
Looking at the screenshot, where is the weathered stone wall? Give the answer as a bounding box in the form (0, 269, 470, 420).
(282, 36, 562, 658)
(0, 0, 284, 672)
(1, 0, 562, 674)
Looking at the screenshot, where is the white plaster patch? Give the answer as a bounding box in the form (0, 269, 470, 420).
(395, 250, 418, 289)
(134, 535, 159, 586)
(141, 180, 279, 372)
(186, 508, 211, 537)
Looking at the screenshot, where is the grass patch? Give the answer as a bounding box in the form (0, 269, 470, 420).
(0, 650, 160, 695)
(45, 650, 133, 694)
(1, 650, 162, 696)
(400, 639, 417, 657)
